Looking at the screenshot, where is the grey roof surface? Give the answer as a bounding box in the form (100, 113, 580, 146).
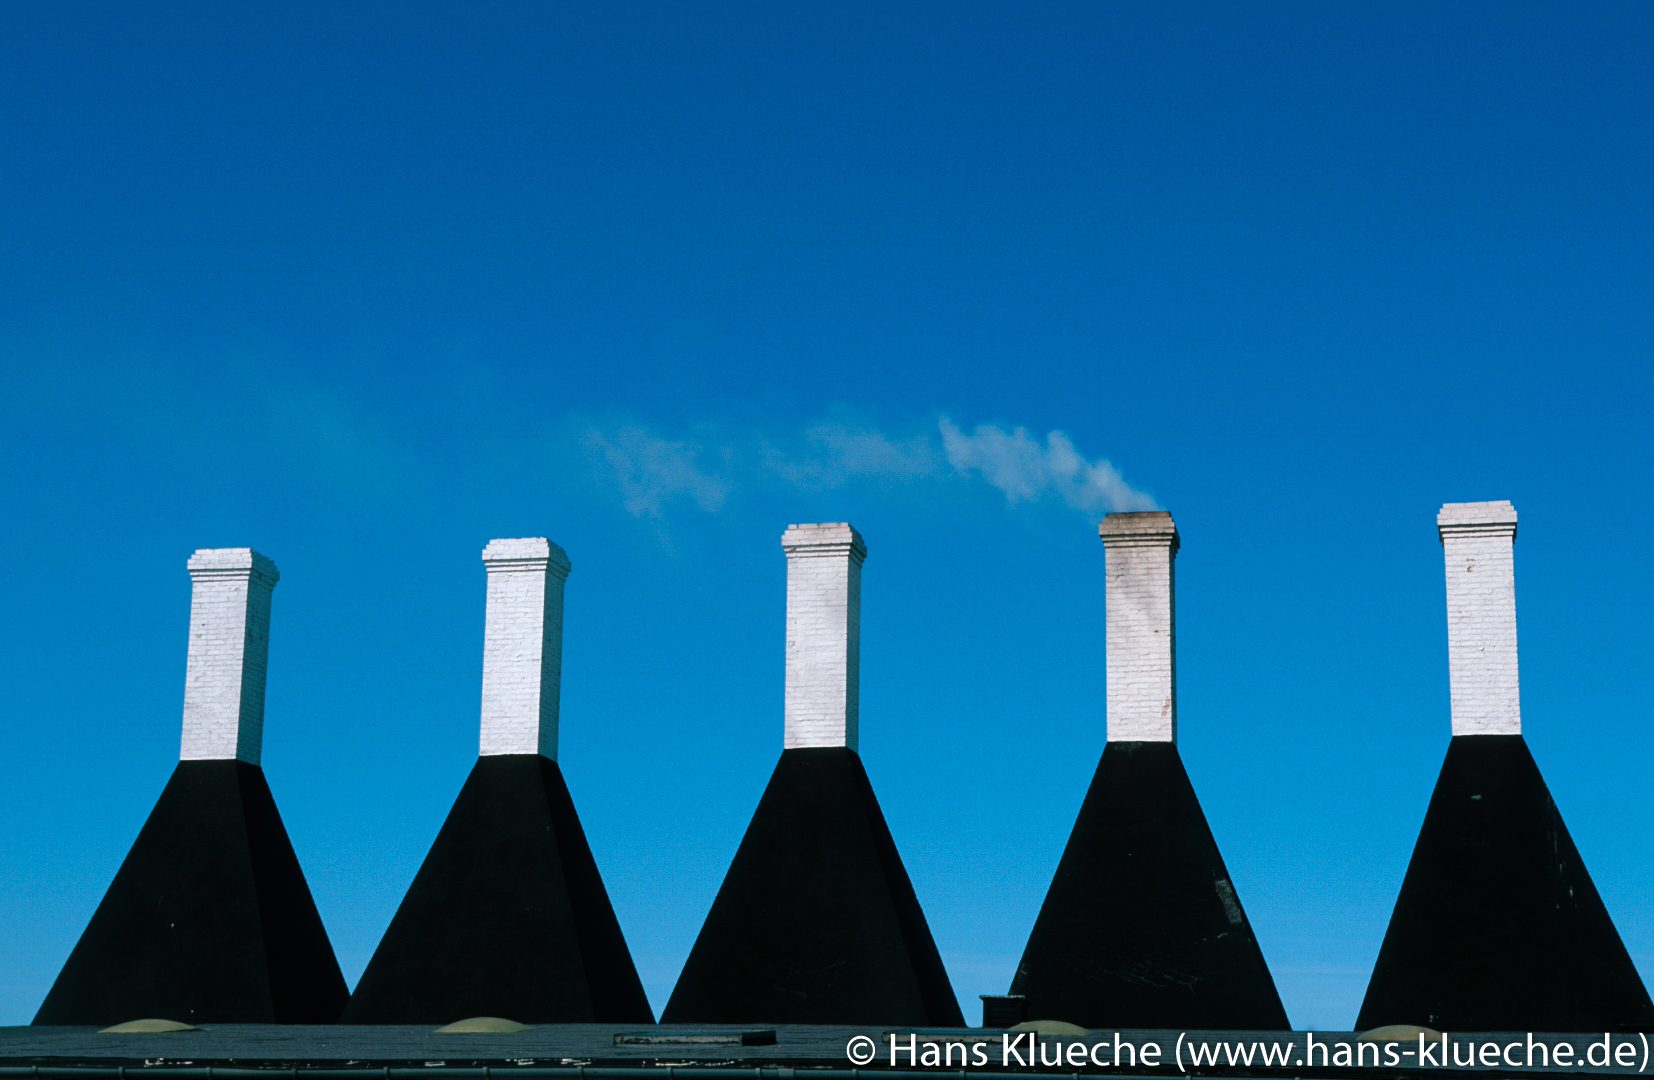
(0, 1025, 1621, 1078)
(0, 1025, 899, 1067)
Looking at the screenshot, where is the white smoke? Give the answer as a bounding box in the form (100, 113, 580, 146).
(585, 424, 734, 517)
(762, 423, 943, 489)
(582, 416, 1156, 518)
(938, 418, 1158, 515)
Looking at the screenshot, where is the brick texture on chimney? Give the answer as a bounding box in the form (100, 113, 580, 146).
(1438, 501, 1521, 736)
(1099, 511, 1179, 744)
(782, 523, 865, 751)
(479, 537, 571, 759)
(180, 548, 280, 765)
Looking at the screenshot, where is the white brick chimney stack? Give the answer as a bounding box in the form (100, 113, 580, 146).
(1438, 500, 1521, 736)
(782, 522, 866, 752)
(1100, 511, 1179, 744)
(479, 537, 571, 759)
(180, 548, 280, 765)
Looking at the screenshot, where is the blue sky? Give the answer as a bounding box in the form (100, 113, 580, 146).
(3, 0, 1653, 1029)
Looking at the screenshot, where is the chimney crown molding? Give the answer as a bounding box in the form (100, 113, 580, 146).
(1099, 510, 1180, 555)
(482, 536, 572, 579)
(782, 522, 867, 564)
(186, 547, 280, 586)
(1438, 500, 1517, 543)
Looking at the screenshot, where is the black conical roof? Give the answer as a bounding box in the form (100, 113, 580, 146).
(341, 753, 652, 1024)
(1011, 740, 1289, 1029)
(661, 746, 963, 1026)
(1358, 734, 1654, 1031)
(33, 760, 348, 1026)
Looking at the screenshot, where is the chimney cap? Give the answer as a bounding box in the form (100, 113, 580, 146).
(482, 536, 571, 575)
(1437, 500, 1517, 541)
(186, 547, 279, 583)
(782, 522, 866, 562)
(1099, 510, 1179, 553)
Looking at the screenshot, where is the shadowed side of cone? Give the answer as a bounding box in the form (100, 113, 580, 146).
(34, 760, 347, 1025)
(662, 746, 963, 1026)
(1011, 741, 1288, 1029)
(1357, 735, 1654, 1031)
(342, 754, 651, 1023)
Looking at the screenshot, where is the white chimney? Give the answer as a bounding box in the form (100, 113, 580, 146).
(1438, 500, 1521, 736)
(1100, 511, 1179, 744)
(180, 548, 280, 765)
(479, 537, 571, 759)
(782, 522, 866, 752)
